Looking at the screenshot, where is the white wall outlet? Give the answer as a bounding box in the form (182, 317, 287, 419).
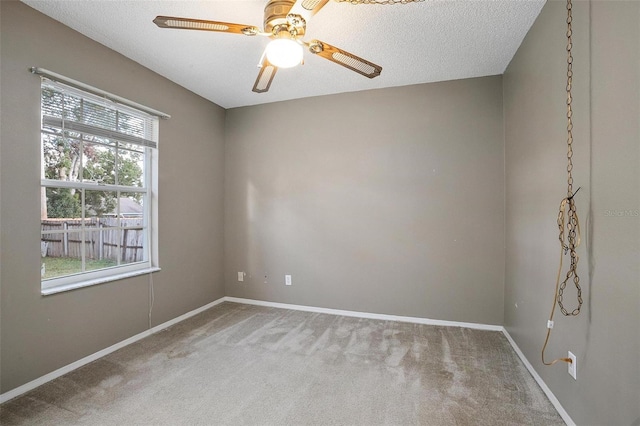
(237, 272, 244, 282)
(285, 275, 292, 286)
(568, 351, 577, 380)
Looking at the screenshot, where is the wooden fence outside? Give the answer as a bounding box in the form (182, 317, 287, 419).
(41, 217, 144, 263)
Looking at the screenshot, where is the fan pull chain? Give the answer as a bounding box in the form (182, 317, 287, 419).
(542, 0, 583, 367)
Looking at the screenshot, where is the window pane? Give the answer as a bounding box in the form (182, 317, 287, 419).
(44, 187, 82, 219)
(119, 192, 145, 218)
(117, 146, 145, 188)
(41, 254, 83, 280)
(85, 257, 118, 273)
(40, 230, 60, 259)
(41, 222, 83, 280)
(99, 226, 121, 263)
(40, 230, 64, 279)
(83, 143, 116, 184)
(65, 221, 84, 260)
(42, 134, 82, 182)
(83, 134, 117, 149)
(84, 226, 100, 261)
(85, 190, 118, 219)
(121, 227, 145, 265)
(120, 192, 145, 265)
(83, 228, 118, 272)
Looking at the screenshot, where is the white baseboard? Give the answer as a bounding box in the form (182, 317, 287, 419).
(0, 297, 226, 404)
(501, 329, 575, 426)
(223, 296, 503, 331)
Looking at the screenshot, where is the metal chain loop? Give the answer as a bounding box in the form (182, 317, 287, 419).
(335, 0, 424, 4)
(556, 0, 582, 317)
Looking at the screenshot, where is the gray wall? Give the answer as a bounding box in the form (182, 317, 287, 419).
(4, 1, 638, 423)
(0, 1, 226, 393)
(225, 77, 505, 325)
(504, 1, 640, 425)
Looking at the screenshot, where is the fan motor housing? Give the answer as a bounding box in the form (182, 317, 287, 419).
(264, 0, 305, 37)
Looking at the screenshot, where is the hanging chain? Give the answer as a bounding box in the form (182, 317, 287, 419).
(335, 0, 424, 5)
(556, 0, 582, 317)
(565, 0, 575, 200)
(542, 0, 583, 366)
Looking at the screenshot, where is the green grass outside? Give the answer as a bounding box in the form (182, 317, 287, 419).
(42, 257, 117, 280)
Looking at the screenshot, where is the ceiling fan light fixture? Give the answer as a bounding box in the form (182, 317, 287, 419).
(265, 38, 303, 68)
(154, 0, 384, 94)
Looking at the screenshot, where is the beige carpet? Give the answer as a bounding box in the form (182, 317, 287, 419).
(0, 302, 564, 425)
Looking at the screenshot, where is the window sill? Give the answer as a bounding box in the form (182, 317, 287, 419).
(41, 267, 161, 296)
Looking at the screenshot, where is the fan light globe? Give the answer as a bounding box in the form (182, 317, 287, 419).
(265, 39, 303, 68)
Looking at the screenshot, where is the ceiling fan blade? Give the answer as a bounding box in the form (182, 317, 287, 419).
(153, 16, 260, 36)
(252, 57, 278, 93)
(307, 40, 382, 79)
(288, 0, 331, 22)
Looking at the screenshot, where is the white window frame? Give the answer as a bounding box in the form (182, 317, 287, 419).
(39, 77, 161, 295)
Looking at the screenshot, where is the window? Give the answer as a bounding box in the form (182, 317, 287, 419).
(40, 78, 159, 294)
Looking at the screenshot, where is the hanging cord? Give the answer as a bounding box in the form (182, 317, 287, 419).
(148, 270, 155, 329)
(541, 0, 583, 367)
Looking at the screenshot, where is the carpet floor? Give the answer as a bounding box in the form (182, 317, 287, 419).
(0, 302, 564, 425)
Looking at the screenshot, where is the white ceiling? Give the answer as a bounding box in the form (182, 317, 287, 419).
(21, 0, 545, 109)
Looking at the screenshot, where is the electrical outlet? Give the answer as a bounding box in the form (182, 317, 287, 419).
(568, 351, 577, 380)
(237, 272, 244, 282)
(285, 275, 292, 286)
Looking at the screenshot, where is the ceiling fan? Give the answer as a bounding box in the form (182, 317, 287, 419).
(153, 0, 382, 94)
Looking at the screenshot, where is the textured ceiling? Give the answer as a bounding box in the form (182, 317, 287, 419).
(21, 0, 545, 109)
